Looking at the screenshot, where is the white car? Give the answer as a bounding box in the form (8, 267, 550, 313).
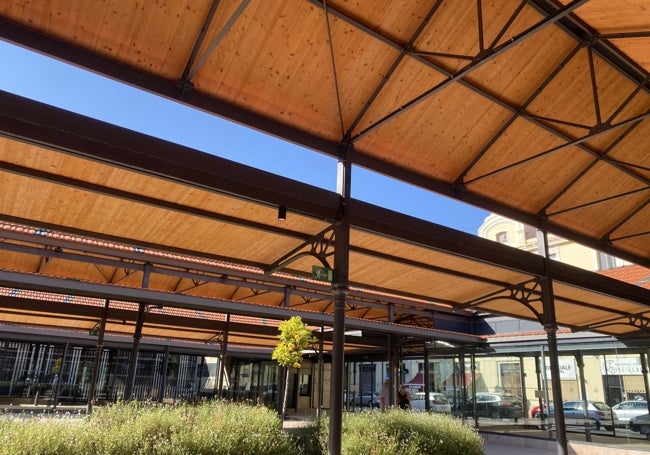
(612, 400, 648, 425)
(410, 392, 452, 413)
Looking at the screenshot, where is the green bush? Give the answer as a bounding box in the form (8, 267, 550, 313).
(317, 410, 484, 455)
(0, 403, 484, 455)
(0, 401, 297, 455)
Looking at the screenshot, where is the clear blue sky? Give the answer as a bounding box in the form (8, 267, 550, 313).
(0, 40, 489, 234)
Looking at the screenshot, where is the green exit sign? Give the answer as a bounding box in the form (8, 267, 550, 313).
(89, 329, 98, 336)
(312, 265, 335, 282)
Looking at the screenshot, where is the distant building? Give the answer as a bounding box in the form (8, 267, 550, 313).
(478, 213, 628, 272)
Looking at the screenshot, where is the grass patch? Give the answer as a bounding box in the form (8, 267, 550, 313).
(0, 401, 296, 455)
(318, 410, 485, 455)
(0, 403, 484, 454)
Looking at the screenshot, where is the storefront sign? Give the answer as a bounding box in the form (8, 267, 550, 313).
(545, 357, 576, 380)
(601, 356, 642, 376)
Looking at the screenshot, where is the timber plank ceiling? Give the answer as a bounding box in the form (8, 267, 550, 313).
(0, 0, 649, 348)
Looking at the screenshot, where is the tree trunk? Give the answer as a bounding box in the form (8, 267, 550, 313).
(281, 367, 290, 420)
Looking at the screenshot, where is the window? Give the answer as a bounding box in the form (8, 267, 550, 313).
(496, 231, 508, 244)
(498, 362, 521, 395)
(299, 373, 311, 396)
(598, 252, 616, 270)
(524, 225, 537, 241)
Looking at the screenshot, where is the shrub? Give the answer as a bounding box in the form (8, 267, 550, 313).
(317, 410, 484, 455)
(0, 401, 298, 455)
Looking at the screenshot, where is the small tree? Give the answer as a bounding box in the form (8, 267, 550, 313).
(272, 316, 317, 419)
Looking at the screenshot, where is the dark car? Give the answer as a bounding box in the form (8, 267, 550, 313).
(629, 413, 650, 434)
(466, 392, 524, 419)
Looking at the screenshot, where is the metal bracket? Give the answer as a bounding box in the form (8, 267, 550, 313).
(265, 224, 337, 275)
(458, 278, 544, 322)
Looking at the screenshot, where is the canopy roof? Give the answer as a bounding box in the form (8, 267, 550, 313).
(0, 0, 649, 349)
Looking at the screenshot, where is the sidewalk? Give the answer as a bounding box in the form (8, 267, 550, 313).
(481, 432, 650, 455)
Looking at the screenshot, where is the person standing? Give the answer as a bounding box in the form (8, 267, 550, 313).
(379, 379, 390, 411)
(397, 384, 411, 410)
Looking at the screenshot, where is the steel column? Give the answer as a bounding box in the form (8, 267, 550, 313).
(329, 148, 351, 455)
(124, 263, 151, 400)
(575, 353, 592, 441)
(87, 298, 110, 413)
(542, 283, 567, 455)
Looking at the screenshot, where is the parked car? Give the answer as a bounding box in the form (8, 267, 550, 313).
(466, 392, 524, 419)
(411, 392, 452, 413)
(612, 400, 649, 425)
(629, 413, 650, 434)
(537, 400, 616, 430)
(345, 391, 380, 408)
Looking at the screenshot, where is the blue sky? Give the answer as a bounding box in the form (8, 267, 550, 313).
(0, 41, 489, 234)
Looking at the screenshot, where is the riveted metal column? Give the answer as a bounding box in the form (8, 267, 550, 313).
(159, 345, 169, 402)
(218, 313, 230, 399)
(87, 298, 110, 413)
(538, 224, 567, 454)
(52, 342, 69, 411)
(424, 349, 431, 411)
(640, 353, 650, 440)
(576, 353, 592, 441)
(519, 354, 527, 421)
(542, 280, 567, 453)
(124, 262, 151, 401)
(329, 149, 351, 455)
(317, 326, 325, 419)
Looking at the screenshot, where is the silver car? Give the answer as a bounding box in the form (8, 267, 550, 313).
(561, 400, 617, 431)
(411, 392, 452, 413)
(612, 400, 649, 425)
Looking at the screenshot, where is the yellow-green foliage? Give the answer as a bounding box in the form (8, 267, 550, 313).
(272, 316, 317, 369)
(318, 410, 485, 455)
(0, 401, 297, 455)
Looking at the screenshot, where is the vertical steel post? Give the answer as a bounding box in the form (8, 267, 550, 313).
(539, 223, 568, 455)
(159, 345, 169, 402)
(641, 353, 650, 440)
(317, 325, 324, 419)
(329, 149, 351, 455)
(124, 262, 151, 401)
(519, 354, 527, 420)
(542, 278, 567, 454)
(424, 349, 431, 411)
(87, 298, 110, 413)
(52, 342, 69, 410)
(218, 314, 230, 399)
(576, 353, 592, 441)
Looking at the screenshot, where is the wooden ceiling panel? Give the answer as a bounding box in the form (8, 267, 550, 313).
(192, 1, 344, 141)
(464, 117, 567, 181)
(329, 0, 439, 44)
(475, 297, 541, 321)
(349, 230, 532, 286)
(526, 48, 600, 133)
(0, 1, 648, 346)
(611, 38, 650, 73)
(0, 0, 207, 79)
(352, 56, 448, 136)
(547, 161, 648, 215)
(468, 22, 576, 107)
(564, 0, 650, 73)
(0, 140, 330, 237)
(607, 118, 650, 174)
(469, 146, 595, 214)
(609, 203, 650, 243)
(547, 173, 649, 240)
(356, 82, 512, 183)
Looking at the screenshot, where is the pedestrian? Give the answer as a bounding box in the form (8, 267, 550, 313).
(379, 379, 390, 411)
(397, 384, 411, 410)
